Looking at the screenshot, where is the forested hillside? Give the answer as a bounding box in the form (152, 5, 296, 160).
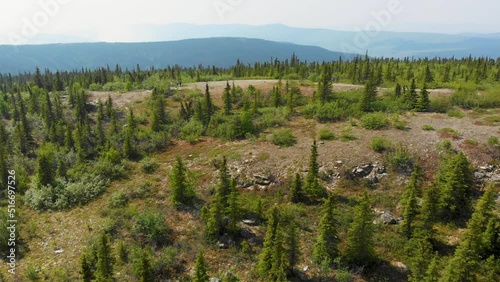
(0, 54, 499, 281)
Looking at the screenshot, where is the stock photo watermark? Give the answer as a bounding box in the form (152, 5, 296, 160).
(339, 0, 408, 54)
(7, 0, 72, 46)
(6, 170, 17, 275)
(213, 0, 244, 20)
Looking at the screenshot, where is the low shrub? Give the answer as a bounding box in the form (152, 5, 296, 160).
(318, 128, 336, 140)
(109, 190, 129, 208)
(25, 175, 110, 210)
(371, 137, 392, 153)
(488, 136, 499, 146)
(268, 128, 296, 147)
(133, 210, 172, 247)
(180, 119, 204, 144)
(360, 112, 389, 130)
(438, 128, 461, 139)
(447, 108, 465, 118)
(386, 143, 413, 174)
(140, 157, 159, 174)
(422, 125, 435, 131)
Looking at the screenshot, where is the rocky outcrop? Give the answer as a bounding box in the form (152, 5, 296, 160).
(475, 165, 500, 182)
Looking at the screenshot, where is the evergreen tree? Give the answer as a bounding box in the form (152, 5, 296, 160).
(272, 85, 282, 108)
(422, 253, 440, 282)
(290, 173, 303, 203)
(345, 191, 376, 266)
(395, 83, 402, 97)
(305, 140, 324, 199)
(203, 83, 214, 125)
(223, 81, 232, 115)
(360, 74, 377, 112)
(404, 79, 418, 109)
(193, 251, 210, 282)
(36, 147, 55, 187)
(285, 221, 301, 271)
(317, 65, 333, 104)
(258, 207, 280, 276)
(424, 65, 434, 83)
(269, 223, 287, 281)
(313, 195, 340, 265)
(169, 157, 195, 206)
(217, 156, 231, 207)
(400, 165, 423, 238)
(205, 189, 224, 242)
(150, 90, 167, 132)
(106, 94, 113, 118)
(226, 179, 240, 235)
(95, 233, 114, 282)
(136, 251, 152, 282)
(80, 254, 93, 282)
(416, 84, 430, 112)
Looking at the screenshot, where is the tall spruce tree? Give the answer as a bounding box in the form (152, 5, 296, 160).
(95, 233, 114, 282)
(193, 251, 209, 282)
(290, 173, 303, 203)
(169, 157, 195, 206)
(305, 140, 324, 199)
(313, 195, 340, 265)
(345, 191, 376, 266)
(416, 84, 430, 112)
(223, 81, 232, 115)
(258, 207, 280, 276)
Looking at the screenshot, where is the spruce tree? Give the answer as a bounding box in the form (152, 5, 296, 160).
(205, 189, 224, 242)
(203, 83, 213, 126)
(400, 165, 423, 238)
(258, 207, 280, 276)
(80, 254, 93, 282)
(95, 233, 114, 282)
(169, 157, 195, 206)
(345, 191, 375, 266)
(193, 251, 209, 282)
(290, 173, 303, 203)
(217, 156, 231, 207)
(226, 179, 240, 235)
(416, 84, 430, 112)
(360, 74, 377, 112)
(136, 251, 152, 282)
(305, 140, 324, 199)
(313, 195, 340, 265)
(285, 221, 301, 271)
(317, 65, 333, 104)
(223, 81, 232, 115)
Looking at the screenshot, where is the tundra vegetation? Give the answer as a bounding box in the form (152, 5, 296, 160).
(0, 54, 499, 281)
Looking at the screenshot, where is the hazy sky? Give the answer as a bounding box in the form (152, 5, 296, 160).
(1, 0, 499, 43)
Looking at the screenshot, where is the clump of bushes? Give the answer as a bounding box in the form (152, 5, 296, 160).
(109, 190, 129, 208)
(422, 124, 435, 131)
(438, 128, 461, 139)
(318, 128, 336, 140)
(140, 157, 159, 174)
(268, 128, 296, 147)
(360, 112, 389, 130)
(371, 137, 392, 153)
(180, 119, 204, 144)
(133, 210, 172, 247)
(25, 175, 110, 210)
(385, 143, 413, 174)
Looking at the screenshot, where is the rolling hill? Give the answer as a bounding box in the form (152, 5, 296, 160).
(0, 37, 356, 74)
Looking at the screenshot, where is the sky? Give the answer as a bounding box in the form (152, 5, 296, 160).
(1, 0, 499, 44)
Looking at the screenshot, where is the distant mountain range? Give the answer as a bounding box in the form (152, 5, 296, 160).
(17, 23, 500, 59)
(0, 38, 355, 74)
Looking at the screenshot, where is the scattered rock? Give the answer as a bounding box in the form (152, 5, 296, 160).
(54, 249, 64, 254)
(374, 210, 398, 225)
(303, 266, 309, 272)
(253, 174, 273, 186)
(242, 219, 259, 226)
(391, 261, 408, 272)
(209, 278, 221, 282)
(474, 172, 486, 179)
(218, 235, 234, 249)
(240, 227, 256, 239)
(352, 164, 373, 178)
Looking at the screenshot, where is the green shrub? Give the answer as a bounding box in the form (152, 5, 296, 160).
(488, 136, 499, 146)
(371, 137, 392, 153)
(133, 210, 172, 246)
(256, 107, 290, 129)
(139, 131, 172, 153)
(180, 119, 204, 144)
(340, 127, 357, 142)
(429, 97, 452, 113)
(386, 144, 413, 174)
(447, 108, 465, 118)
(268, 129, 296, 147)
(140, 157, 159, 174)
(438, 128, 461, 139)
(25, 175, 109, 210)
(389, 115, 407, 130)
(422, 125, 435, 131)
(360, 112, 389, 130)
(464, 139, 478, 146)
(318, 128, 336, 140)
(484, 115, 500, 123)
(109, 190, 129, 208)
